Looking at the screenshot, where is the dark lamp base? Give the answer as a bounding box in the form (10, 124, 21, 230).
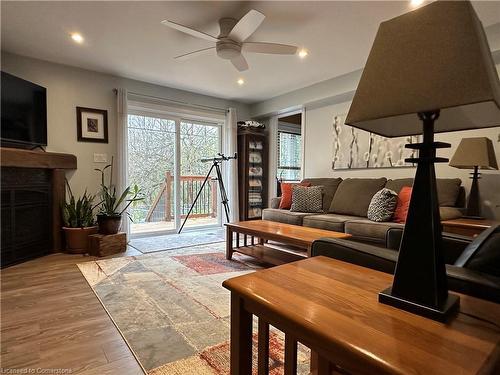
(379, 287, 460, 322)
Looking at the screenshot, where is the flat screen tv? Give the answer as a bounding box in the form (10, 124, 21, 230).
(1, 71, 47, 148)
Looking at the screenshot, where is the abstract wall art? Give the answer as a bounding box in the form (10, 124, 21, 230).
(332, 114, 419, 170)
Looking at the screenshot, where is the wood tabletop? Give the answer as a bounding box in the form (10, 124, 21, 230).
(223, 256, 500, 374)
(226, 220, 350, 246)
(442, 218, 498, 229)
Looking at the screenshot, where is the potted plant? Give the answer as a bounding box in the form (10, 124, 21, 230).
(95, 158, 143, 235)
(62, 181, 98, 254)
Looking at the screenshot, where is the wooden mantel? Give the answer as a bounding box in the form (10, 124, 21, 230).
(1, 147, 77, 169)
(1, 147, 77, 254)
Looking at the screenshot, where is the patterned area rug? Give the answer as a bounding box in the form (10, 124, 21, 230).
(78, 242, 310, 374)
(129, 228, 226, 253)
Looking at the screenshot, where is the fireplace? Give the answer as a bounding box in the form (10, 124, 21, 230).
(1, 168, 52, 266)
(0, 147, 77, 267)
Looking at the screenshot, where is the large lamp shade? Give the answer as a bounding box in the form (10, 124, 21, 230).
(345, 1, 500, 136)
(345, 0, 500, 321)
(449, 137, 498, 170)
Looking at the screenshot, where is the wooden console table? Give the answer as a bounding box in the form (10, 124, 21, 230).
(223, 257, 500, 374)
(226, 220, 351, 265)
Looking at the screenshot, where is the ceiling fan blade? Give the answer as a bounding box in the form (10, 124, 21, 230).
(231, 55, 249, 72)
(228, 9, 265, 42)
(161, 20, 218, 42)
(174, 47, 216, 61)
(242, 42, 298, 55)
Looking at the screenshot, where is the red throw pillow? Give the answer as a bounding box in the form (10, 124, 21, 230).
(393, 186, 412, 223)
(279, 182, 311, 209)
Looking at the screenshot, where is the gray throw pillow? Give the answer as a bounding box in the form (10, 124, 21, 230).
(367, 188, 398, 222)
(290, 185, 323, 213)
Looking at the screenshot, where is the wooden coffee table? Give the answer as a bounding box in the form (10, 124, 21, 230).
(225, 220, 351, 265)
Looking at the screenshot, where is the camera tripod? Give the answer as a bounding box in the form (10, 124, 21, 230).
(178, 153, 237, 234)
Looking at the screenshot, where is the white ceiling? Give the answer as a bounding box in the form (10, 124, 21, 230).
(2, 1, 500, 104)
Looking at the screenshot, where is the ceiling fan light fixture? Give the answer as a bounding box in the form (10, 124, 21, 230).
(216, 40, 241, 60)
(162, 9, 299, 71)
(237, 78, 245, 85)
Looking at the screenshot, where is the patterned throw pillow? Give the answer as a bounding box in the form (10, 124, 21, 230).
(367, 188, 398, 222)
(290, 185, 324, 213)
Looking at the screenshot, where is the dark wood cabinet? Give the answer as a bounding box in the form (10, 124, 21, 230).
(237, 130, 267, 221)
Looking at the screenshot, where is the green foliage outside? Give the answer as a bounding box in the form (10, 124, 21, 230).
(127, 114, 221, 223)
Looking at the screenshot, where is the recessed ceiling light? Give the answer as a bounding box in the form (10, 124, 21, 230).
(410, 0, 424, 8)
(237, 78, 245, 85)
(298, 49, 308, 59)
(70, 33, 84, 44)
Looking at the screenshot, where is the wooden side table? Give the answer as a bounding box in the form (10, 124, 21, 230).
(223, 257, 500, 375)
(442, 218, 498, 237)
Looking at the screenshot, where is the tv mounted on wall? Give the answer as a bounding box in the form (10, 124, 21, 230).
(1, 71, 47, 148)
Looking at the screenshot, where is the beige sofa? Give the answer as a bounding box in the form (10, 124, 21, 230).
(263, 177, 464, 244)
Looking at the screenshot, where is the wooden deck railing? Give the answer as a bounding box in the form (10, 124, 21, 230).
(145, 171, 218, 222)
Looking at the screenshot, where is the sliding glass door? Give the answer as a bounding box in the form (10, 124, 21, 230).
(127, 112, 222, 236)
(179, 120, 222, 229)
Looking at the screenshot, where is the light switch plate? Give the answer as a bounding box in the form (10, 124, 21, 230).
(93, 153, 108, 163)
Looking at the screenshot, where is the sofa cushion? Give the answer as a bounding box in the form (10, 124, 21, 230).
(439, 207, 462, 221)
(262, 208, 320, 226)
(303, 214, 361, 232)
(385, 178, 462, 207)
(301, 178, 342, 212)
(344, 219, 404, 244)
(329, 178, 387, 217)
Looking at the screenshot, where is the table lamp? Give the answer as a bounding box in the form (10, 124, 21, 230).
(449, 137, 498, 219)
(345, 1, 500, 321)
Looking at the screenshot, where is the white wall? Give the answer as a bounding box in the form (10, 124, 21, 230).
(304, 101, 500, 219)
(1, 52, 250, 197)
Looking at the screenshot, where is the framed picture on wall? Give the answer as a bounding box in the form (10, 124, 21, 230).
(76, 107, 108, 143)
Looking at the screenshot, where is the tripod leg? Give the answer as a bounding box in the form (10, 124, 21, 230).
(215, 164, 231, 223)
(178, 163, 216, 233)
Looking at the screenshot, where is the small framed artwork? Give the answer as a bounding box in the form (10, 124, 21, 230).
(76, 107, 108, 143)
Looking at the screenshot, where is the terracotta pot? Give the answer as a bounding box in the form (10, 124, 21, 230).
(97, 214, 122, 234)
(63, 226, 98, 254)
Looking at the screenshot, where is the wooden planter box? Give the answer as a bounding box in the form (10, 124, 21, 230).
(88, 232, 126, 257)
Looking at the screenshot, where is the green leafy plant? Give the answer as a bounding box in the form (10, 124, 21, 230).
(95, 157, 144, 219)
(62, 180, 96, 228)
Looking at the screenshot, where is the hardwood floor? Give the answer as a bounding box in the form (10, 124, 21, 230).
(1, 247, 145, 374)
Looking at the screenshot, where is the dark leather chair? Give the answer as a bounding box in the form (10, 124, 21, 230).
(311, 226, 500, 303)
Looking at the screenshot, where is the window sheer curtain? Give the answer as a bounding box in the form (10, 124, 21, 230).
(224, 108, 239, 222)
(116, 88, 130, 235)
(268, 115, 279, 204)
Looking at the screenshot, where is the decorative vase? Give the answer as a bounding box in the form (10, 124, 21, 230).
(63, 226, 99, 254)
(97, 214, 122, 235)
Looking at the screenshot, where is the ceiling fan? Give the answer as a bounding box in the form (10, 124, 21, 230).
(161, 10, 299, 72)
